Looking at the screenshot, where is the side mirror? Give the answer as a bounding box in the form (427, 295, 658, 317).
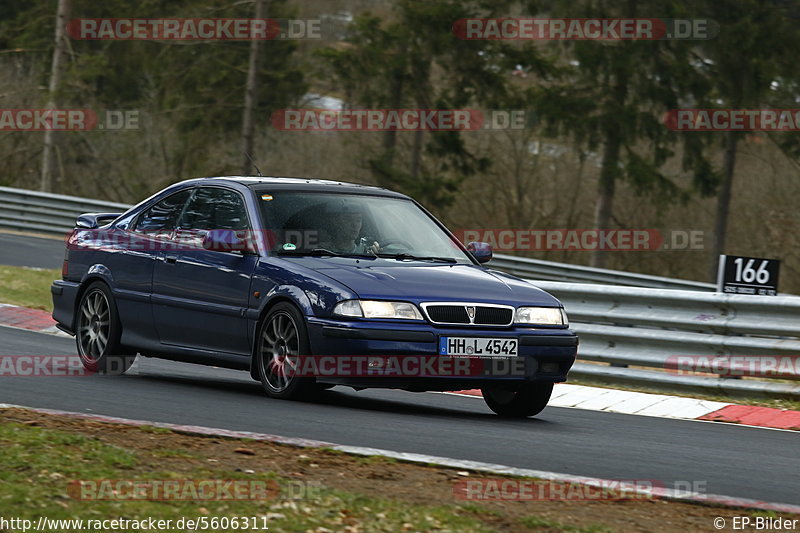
(75, 213, 122, 229)
(467, 241, 493, 264)
(202, 229, 257, 255)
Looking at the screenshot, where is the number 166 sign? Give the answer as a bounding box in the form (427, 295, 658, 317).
(716, 255, 780, 296)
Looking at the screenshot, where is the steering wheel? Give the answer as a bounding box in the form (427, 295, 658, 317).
(377, 238, 414, 252)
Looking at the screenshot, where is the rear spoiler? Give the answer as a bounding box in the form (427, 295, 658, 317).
(75, 212, 123, 229)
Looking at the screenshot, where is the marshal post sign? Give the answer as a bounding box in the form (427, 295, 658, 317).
(716, 255, 780, 296)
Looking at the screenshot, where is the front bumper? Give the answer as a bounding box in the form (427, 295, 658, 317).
(306, 317, 578, 389)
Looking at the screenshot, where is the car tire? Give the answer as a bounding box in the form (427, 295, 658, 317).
(75, 281, 135, 375)
(255, 302, 317, 400)
(481, 382, 554, 418)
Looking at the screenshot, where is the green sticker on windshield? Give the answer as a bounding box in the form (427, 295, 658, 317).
(282, 243, 297, 251)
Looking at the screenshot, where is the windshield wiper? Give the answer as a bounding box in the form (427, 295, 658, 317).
(277, 248, 375, 259)
(377, 253, 458, 263)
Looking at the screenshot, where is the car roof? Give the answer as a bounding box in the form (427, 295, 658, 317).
(177, 176, 411, 199)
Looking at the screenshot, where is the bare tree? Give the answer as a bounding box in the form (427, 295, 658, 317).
(241, 0, 266, 175)
(708, 131, 740, 280)
(40, 0, 71, 192)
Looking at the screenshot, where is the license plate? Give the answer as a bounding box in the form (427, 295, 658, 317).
(439, 337, 518, 357)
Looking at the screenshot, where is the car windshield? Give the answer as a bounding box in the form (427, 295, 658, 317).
(256, 190, 472, 263)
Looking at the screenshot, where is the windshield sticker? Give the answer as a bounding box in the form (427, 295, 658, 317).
(261, 194, 273, 201)
(282, 243, 297, 251)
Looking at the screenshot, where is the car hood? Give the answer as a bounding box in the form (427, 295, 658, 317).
(281, 257, 562, 307)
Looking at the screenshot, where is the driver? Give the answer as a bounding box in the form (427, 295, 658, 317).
(319, 200, 380, 254)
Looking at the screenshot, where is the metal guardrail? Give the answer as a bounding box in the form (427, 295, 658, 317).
(492, 254, 715, 291)
(0, 186, 131, 237)
(530, 280, 800, 399)
(0, 187, 795, 398)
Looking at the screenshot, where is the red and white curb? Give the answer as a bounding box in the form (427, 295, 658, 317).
(449, 384, 800, 431)
(0, 303, 69, 337)
(0, 402, 797, 514)
(698, 404, 800, 430)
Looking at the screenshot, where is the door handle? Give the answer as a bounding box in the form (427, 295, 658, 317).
(164, 255, 178, 264)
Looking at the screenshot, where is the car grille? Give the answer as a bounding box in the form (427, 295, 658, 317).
(422, 303, 514, 326)
(475, 306, 514, 325)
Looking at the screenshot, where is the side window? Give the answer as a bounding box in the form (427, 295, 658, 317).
(134, 189, 192, 237)
(175, 187, 250, 245)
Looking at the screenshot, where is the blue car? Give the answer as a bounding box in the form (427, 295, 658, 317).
(51, 177, 577, 417)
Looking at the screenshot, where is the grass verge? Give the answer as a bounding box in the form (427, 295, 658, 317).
(0, 409, 793, 533)
(0, 265, 60, 311)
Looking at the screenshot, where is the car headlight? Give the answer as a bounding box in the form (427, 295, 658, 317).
(333, 300, 423, 320)
(515, 306, 568, 326)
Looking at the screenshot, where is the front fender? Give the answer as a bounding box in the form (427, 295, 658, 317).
(261, 285, 314, 317)
(247, 286, 314, 381)
(246, 258, 359, 380)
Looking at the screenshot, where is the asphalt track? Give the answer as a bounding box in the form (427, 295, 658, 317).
(0, 231, 64, 269)
(1, 325, 797, 506)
